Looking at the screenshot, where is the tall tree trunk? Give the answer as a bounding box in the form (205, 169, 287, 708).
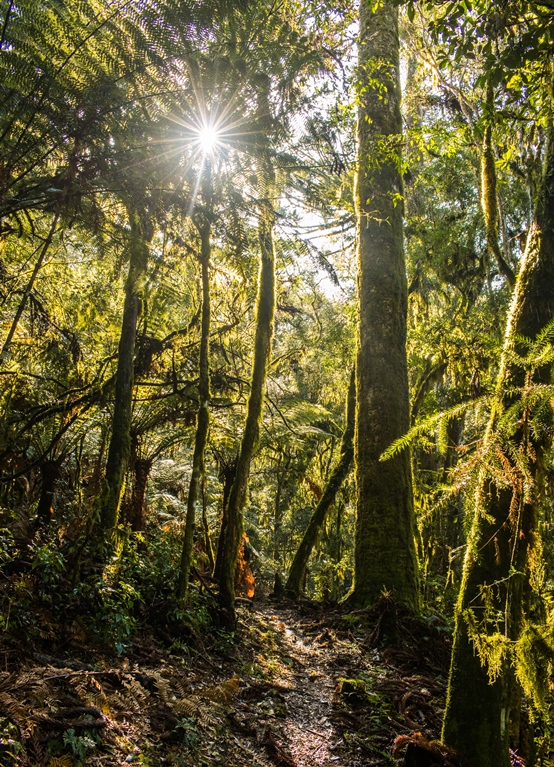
(350, 0, 419, 609)
(177, 219, 211, 601)
(99, 205, 149, 532)
(285, 369, 355, 599)
(442, 124, 554, 767)
(273, 452, 291, 565)
(217, 99, 276, 629)
(201, 475, 215, 573)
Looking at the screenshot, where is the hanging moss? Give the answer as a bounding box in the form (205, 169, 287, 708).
(442, 124, 554, 767)
(481, 81, 516, 287)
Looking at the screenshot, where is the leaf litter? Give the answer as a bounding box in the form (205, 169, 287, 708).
(0, 597, 450, 766)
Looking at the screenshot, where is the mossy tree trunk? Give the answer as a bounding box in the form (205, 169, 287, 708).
(217, 103, 276, 629)
(99, 205, 150, 532)
(273, 451, 291, 565)
(201, 475, 215, 573)
(285, 369, 355, 599)
(350, 0, 418, 609)
(177, 217, 212, 601)
(442, 125, 554, 767)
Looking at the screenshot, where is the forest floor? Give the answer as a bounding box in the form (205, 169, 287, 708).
(0, 597, 452, 767)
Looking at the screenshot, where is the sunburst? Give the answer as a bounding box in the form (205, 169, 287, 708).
(196, 123, 221, 155)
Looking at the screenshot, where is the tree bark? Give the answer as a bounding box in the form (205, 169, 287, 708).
(35, 457, 63, 530)
(217, 98, 276, 629)
(128, 458, 152, 533)
(99, 205, 149, 532)
(349, 0, 419, 609)
(285, 369, 355, 599)
(213, 456, 237, 581)
(442, 124, 554, 767)
(177, 219, 211, 601)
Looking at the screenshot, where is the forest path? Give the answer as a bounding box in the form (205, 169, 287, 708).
(0, 596, 448, 766)
(229, 599, 447, 767)
(250, 601, 355, 767)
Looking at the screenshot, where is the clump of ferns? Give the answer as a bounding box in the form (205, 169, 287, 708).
(383, 321, 554, 505)
(383, 321, 554, 715)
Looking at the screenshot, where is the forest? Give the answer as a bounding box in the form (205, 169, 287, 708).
(1, 1, 554, 766)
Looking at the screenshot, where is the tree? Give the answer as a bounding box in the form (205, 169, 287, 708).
(98, 202, 152, 532)
(349, 0, 419, 609)
(216, 81, 277, 629)
(285, 368, 355, 598)
(177, 188, 213, 601)
(441, 104, 554, 767)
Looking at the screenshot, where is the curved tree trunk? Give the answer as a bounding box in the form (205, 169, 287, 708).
(99, 205, 149, 532)
(442, 124, 554, 767)
(285, 369, 355, 599)
(1, 208, 61, 360)
(217, 109, 276, 629)
(349, 0, 419, 609)
(177, 219, 211, 601)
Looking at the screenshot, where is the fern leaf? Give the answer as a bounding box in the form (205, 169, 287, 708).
(48, 757, 75, 767)
(380, 396, 491, 462)
(150, 671, 171, 703)
(200, 675, 240, 704)
(0, 691, 27, 720)
(173, 697, 201, 717)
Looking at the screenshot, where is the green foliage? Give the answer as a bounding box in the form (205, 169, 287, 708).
(63, 726, 102, 765)
(0, 718, 22, 767)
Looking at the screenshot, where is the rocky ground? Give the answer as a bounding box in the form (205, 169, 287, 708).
(0, 597, 452, 766)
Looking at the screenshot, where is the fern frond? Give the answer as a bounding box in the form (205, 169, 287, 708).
(199, 675, 240, 704)
(120, 677, 151, 709)
(48, 757, 74, 767)
(0, 691, 26, 720)
(380, 397, 491, 462)
(150, 671, 171, 703)
(173, 697, 201, 717)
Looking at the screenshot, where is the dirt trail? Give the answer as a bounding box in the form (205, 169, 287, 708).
(231, 599, 448, 767)
(256, 603, 351, 767)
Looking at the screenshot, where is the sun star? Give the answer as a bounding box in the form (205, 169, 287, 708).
(198, 124, 220, 154)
